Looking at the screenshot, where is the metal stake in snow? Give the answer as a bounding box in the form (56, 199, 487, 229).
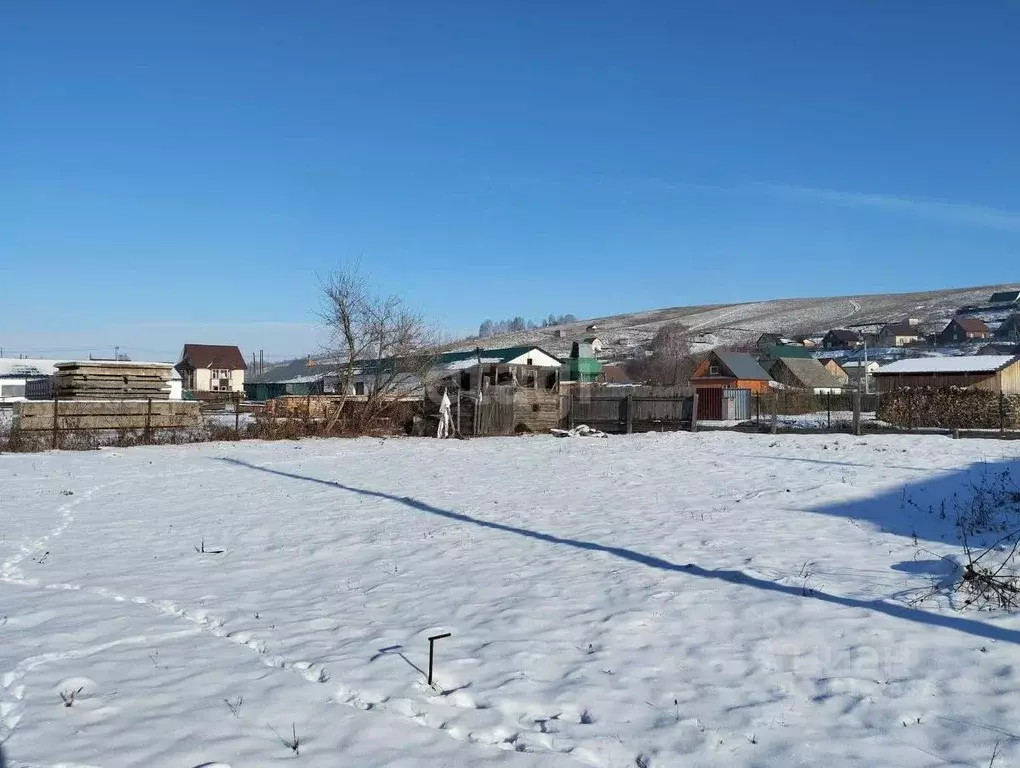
(427, 633, 451, 686)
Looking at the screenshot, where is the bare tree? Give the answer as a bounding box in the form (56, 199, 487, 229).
(627, 322, 701, 386)
(319, 264, 439, 433)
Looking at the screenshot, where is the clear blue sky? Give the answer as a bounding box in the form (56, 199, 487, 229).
(2, 1, 1018, 361)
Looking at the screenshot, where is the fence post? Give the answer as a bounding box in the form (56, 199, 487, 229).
(690, 390, 699, 433)
(770, 392, 778, 435)
(52, 396, 59, 449)
(625, 393, 634, 434)
(569, 388, 575, 431)
(235, 393, 241, 438)
(1000, 391, 1006, 434)
(756, 393, 760, 424)
(456, 391, 462, 436)
(826, 391, 831, 431)
(852, 384, 862, 436)
(145, 398, 153, 442)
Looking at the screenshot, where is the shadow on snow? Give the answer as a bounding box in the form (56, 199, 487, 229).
(217, 456, 1020, 646)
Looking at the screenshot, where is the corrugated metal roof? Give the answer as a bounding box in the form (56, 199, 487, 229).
(759, 344, 814, 360)
(875, 356, 1017, 375)
(713, 351, 771, 381)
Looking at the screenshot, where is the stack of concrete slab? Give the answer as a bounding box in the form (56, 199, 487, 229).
(53, 361, 176, 401)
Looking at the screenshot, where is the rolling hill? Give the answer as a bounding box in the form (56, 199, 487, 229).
(451, 283, 1020, 360)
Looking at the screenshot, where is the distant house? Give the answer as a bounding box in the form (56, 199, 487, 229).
(691, 351, 772, 393)
(818, 358, 849, 385)
(989, 290, 1020, 305)
(840, 360, 881, 390)
(768, 357, 844, 394)
(0, 358, 60, 403)
(878, 321, 922, 347)
(175, 344, 247, 394)
(756, 333, 800, 351)
(873, 356, 1020, 395)
(995, 314, 1020, 342)
(938, 317, 992, 345)
(584, 336, 605, 355)
(980, 342, 1020, 357)
(821, 329, 862, 350)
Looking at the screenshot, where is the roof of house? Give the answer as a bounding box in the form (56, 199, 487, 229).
(840, 360, 880, 369)
(996, 313, 1020, 333)
(178, 344, 247, 370)
(874, 355, 1018, 375)
(825, 329, 861, 342)
(949, 317, 991, 334)
(705, 350, 771, 381)
(770, 357, 844, 389)
(435, 346, 562, 371)
(880, 323, 921, 337)
(759, 344, 814, 360)
(989, 290, 1020, 304)
(980, 343, 1020, 356)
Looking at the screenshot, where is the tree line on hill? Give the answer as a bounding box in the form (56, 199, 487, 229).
(476, 314, 578, 338)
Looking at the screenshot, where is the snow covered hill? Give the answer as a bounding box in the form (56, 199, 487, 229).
(3, 433, 1020, 767)
(454, 283, 1019, 359)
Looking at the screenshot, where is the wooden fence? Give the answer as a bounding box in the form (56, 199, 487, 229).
(567, 386, 694, 433)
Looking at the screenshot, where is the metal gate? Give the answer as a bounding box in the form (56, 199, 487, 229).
(696, 387, 750, 421)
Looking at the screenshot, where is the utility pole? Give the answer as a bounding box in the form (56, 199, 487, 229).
(862, 337, 869, 395)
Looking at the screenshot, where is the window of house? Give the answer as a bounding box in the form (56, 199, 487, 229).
(709, 365, 720, 376)
(526, 357, 533, 365)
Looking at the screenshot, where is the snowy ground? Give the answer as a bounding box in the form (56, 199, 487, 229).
(3, 433, 1020, 767)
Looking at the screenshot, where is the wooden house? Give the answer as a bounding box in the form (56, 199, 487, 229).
(821, 329, 862, 350)
(938, 317, 991, 344)
(995, 314, 1020, 342)
(878, 322, 922, 347)
(818, 358, 849, 385)
(872, 356, 1020, 394)
(691, 351, 772, 393)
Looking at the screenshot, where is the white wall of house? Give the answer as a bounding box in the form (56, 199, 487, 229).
(186, 367, 244, 393)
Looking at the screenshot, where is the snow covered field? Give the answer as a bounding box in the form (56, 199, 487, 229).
(3, 433, 1020, 767)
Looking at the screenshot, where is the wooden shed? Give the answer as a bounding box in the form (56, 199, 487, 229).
(690, 351, 772, 394)
(872, 356, 1020, 394)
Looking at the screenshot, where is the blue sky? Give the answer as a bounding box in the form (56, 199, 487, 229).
(2, 1, 1018, 361)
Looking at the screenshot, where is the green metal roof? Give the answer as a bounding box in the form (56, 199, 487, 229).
(759, 344, 814, 360)
(437, 346, 561, 365)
